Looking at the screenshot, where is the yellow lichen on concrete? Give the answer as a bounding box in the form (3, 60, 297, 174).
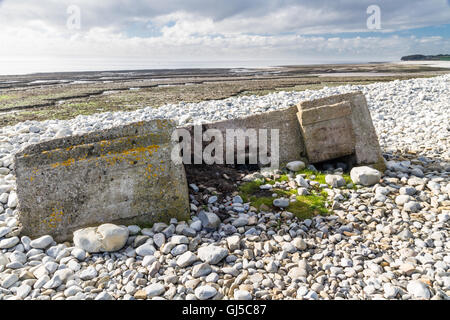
(99, 140, 112, 153)
(49, 142, 160, 170)
(144, 163, 153, 179)
(29, 167, 39, 182)
(102, 145, 160, 168)
(156, 119, 170, 129)
(42, 207, 64, 229)
(144, 161, 167, 179)
(51, 157, 75, 168)
(15, 120, 189, 241)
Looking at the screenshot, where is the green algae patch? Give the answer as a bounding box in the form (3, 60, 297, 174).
(291, 193, 328, 220)
(238, 179, 265, 197)
(341, 173, 357, 189)
(274, 175, 290, 183)
(246, 196, 275, 210)
(295, 169, 356, 190)
(295, 169, 327, 185)
(238, 177, 329, 220)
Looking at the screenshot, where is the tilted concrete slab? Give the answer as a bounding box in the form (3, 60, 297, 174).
(297, 101, 355, 163)
(178, 105, 307, 168)
(297, 92, 386, 171)
(14, 120, 190, 241)
(177, 92, 384, 170)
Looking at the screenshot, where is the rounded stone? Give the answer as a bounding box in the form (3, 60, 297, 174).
(350, 166, 381, 186)
(234, 290, 252, 300)
(73, 224, 129, 253)
(144, 283, 165, 298)
(325, 174, 346, 188)
(30, 235, 54, 249)
(195, 285, 217, 300)
(407, 280, 430, 299)
(198, 245, 228, 265)
(273, 198, 290, 208)
(286, 161, 306, 172)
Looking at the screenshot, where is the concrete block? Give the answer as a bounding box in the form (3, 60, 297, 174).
(297, 101, 355, 163)
(297, 92, 385, 171)
(14, 120, 190, 241)
(179, 105, 307, 167)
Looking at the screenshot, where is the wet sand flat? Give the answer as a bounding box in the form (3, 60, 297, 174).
(0, 62, 449, 128)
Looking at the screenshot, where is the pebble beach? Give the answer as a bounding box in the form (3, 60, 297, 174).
(0, 74, 449, 300)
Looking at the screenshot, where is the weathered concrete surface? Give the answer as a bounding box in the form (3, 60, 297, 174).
(14, 120, 190, 241)
(179, 105, 307, 167)
(297, 101, 355, 163)
(178, 93, 384, 170)
(297, 92, 386, 171)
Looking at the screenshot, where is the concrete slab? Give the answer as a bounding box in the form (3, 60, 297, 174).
(179, 105, 307, 168)
(298, 101, 355, 163)
(297, 92, 385, 171)
(14, 120, 190, 241)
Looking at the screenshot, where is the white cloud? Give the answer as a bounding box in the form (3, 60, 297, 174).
(0, 0, 449, 73)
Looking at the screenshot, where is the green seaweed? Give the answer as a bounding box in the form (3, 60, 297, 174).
(238, 175, 329, 220)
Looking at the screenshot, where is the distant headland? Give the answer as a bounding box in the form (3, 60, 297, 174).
(401, 54, 450, 61)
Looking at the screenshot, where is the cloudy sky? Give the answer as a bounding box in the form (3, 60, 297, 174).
(0, 0, 449, 74)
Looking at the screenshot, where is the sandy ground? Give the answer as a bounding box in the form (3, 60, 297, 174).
(395, 61, 450, 69)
